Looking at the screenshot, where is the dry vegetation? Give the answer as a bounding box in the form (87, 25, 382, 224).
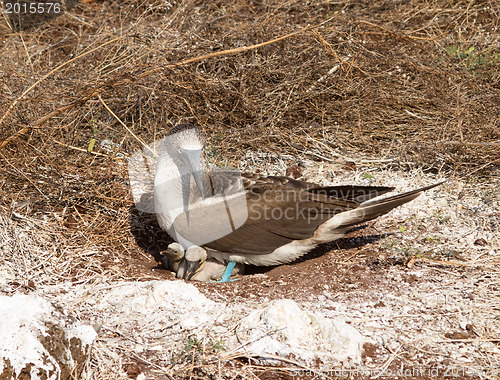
(0, 0, 499, 379)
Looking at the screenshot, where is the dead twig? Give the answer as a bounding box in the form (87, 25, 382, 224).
(456, 83, 463, 142)
(439, 338, 500, 343)
(53, 139, 121, 159)
(416, 257, 469, 267)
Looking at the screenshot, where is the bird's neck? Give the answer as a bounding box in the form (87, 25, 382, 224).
(154, 154, 184, 232)
(153, 154, 208, 234)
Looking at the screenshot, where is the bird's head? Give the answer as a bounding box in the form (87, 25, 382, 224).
(164, 124, 207, 197)
(162, 242, 185, 271)
(166, 242, 184, 260)
(176, 246, 207, 280)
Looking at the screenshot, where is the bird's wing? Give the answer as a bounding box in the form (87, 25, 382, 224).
(201, 173, 395, 255)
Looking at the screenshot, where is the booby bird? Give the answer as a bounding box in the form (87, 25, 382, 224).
(153, 123, 442, 281)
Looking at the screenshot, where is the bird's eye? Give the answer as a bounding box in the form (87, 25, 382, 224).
(178, 148, 182, 154)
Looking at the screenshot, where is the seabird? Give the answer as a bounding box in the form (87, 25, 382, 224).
(153, 123, 442, 281)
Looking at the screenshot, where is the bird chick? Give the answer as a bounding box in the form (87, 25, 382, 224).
(177, 246, 244, 281)
(161, 242, 185, 272)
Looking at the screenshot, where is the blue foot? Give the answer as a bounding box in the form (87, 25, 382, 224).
(217, 261, 237, 283)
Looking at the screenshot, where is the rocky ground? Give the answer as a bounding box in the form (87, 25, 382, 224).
(0, 0, 498, 378)
(1, 160, 499, 379)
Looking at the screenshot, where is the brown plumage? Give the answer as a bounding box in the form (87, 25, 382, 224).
(153, 124, 443, 277)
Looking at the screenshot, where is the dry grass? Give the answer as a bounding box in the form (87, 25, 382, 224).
(0, 0, 499, 378)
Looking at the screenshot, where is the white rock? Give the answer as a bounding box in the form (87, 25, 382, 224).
(94, 280, 218, 332)
(0, 293, 96, 380)
(232, 299, 365, 365)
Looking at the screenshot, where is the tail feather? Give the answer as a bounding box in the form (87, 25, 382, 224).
(338, 182, 444, 227)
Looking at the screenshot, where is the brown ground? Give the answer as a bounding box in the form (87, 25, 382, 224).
(0, 0, 499, 379)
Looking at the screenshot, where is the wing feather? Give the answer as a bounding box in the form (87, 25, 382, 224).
(203, 173, 396, 254)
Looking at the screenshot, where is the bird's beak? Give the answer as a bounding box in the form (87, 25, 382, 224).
(184, 260, 202, 280)
(176, 258, 187, 279)
(176, 256, 204, 280)
(181, 148, 204, 199)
